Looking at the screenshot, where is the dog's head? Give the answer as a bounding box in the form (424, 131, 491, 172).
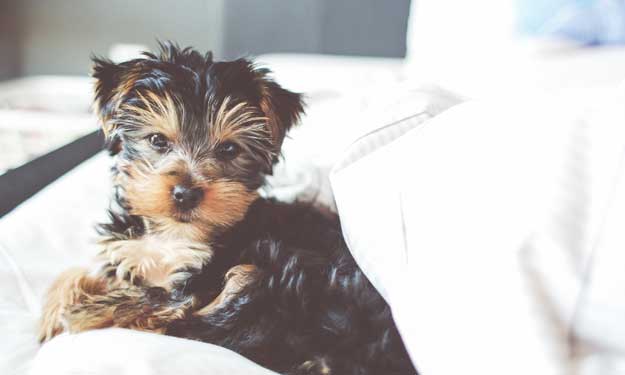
(92, 43, 304, 237)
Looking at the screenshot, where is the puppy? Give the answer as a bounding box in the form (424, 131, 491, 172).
(39, 43, 417, 375)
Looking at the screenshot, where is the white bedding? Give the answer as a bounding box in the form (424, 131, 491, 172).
(31, 329, 276, 375)
(331, 85, 625, 374)
(13, 81, 625, 375)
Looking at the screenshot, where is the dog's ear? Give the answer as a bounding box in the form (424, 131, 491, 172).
(253, 68, 304, 155)
(92, 57, 124, 124)
(92, 57, 136, 154)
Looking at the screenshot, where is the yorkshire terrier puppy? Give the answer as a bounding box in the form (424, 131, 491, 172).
(39, 43, 417, 375)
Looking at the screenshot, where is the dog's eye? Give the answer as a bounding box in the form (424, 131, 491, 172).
(147, 133, 170, 152)
(215, 142, 240, 161)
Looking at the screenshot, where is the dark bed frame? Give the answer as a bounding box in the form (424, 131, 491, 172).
(0, 131, 103, 218)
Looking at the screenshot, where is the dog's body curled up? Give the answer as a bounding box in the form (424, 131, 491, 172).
(39, 43, 417, 375)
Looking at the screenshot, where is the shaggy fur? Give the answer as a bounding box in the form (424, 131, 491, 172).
(39, 43, 417, 375)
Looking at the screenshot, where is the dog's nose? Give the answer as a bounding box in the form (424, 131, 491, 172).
(172, 185, 203, 210)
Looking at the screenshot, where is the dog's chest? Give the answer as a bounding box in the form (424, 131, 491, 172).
(99, 234, 213, 290)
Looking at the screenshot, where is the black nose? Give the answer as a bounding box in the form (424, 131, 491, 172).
(172, 185, 203, 210)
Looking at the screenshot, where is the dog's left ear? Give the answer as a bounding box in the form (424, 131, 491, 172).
(255, 70, 305, 154)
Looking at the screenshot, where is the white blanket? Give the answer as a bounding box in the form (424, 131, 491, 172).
(331, 86, 625, 374)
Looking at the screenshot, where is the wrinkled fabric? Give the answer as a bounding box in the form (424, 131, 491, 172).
(331, 85, 625, 375)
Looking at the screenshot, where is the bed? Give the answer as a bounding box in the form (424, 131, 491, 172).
(4, 1, 625, 373)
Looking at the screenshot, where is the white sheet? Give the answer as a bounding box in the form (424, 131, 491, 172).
(31, 329, 277, 375)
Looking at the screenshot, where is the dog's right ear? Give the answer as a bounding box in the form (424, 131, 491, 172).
(91, 57, 125, 154)
(92, 57, 124, 127)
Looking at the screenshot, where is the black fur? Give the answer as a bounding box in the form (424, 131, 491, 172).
(97, 198, 417, 375)
(171, 199, 417, 375)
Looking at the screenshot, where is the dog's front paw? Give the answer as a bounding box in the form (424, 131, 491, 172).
(38, 268, 106, 343)
(63, 286, 147, 333)
(193, 264, 259, 317)
(102, 238, 212, 289)
(65, 286, 193, 334)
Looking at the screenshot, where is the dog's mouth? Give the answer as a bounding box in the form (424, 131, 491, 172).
(172, 209, 196, 223)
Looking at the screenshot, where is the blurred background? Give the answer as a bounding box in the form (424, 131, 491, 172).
(0, 0, 411, 79)
(2, 0, 625, 215)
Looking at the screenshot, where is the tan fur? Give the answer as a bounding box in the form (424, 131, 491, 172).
(194, 264, 259, 316)
(38, 267, 107, 342)
(64, 286, 195, 334)
(209, 96, 268, 145)
(101, 118, 116, 139)
(298, 358, 332, 375)
(196, 180, 258, 227)
(99, 234, 213, 289)
(123, 156, 258, 233)
(123, 164, 180, 220)
(40, 237, 207, 341)
(122, 91, 181, 140)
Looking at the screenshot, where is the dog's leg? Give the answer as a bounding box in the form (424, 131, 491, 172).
(166, 264, 262, 339)
(193, 264, 260, 317)
(38, 267, 107, 342)
(64, 285, 195, 334)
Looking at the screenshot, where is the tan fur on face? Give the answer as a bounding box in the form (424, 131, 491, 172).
(196, 179, 258, 227)
(122, 91, 181, 140)
(208, 96, 269, 145)
(38, 267, 107, 342)
(122, 160, 179, 220)
(123, 157, 258, 234)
